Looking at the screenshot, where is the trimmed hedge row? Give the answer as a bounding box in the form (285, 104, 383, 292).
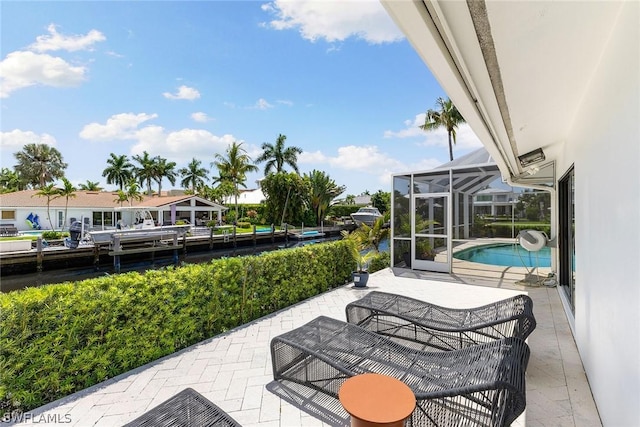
(0, 240, 354, 416)
(485, 222, 551, 238)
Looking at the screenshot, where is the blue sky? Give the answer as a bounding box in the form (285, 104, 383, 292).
(0, 1, 482, 197)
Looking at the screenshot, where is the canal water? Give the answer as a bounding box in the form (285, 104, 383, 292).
(0, 237, 339, 293)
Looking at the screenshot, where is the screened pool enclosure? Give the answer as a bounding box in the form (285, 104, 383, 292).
(391, 148, 554, 273)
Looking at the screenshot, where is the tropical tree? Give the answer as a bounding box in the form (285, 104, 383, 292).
(78, 180, 102, 191)
(420, 97, 466, 161)
(371, 190, 391, 215)
(102, 153, 133, 190)
(179, 158, 209, 193)
(14, 143, 67, 188)
(212, 141, 258, 218)
(345, 194, 356, 205)
(260, 172, 309, 225)
(124, 179, 144, 207)
(57, 178, 77, 230)
(33, 184, 60, 230)
(348, 217, 390, 254)
(255, 134, 303, 175)
(132, 151, 158, 196)
(304, 170, 346, 225)
(154, 157, 177, 196)
(113, 190, 128, 207)
(0, 168, 25, 193)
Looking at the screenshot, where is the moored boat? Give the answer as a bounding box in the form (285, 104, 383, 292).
(87, 207, 191, 244)
(350, 206, 383, 226)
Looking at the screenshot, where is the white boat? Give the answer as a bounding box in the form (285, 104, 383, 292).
(87, 207, 191, 244)
(350, 206, 383, 226)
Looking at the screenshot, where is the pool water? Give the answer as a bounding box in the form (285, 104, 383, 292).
(19, 230, 44, 236)
(454, 244, 551, 268)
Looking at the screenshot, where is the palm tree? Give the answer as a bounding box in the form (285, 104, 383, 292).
(304, 170, 346, 225)
(125, 179, 144, 207)
(255, 134, 303, 175)
(58, 178, 77, 231)
(102, 153, 133, 190)
(113, 190, 128, 207)
(78, 180, 102, 191)
(212, 141, 258, 218)
(33, 184, 61, 230)
(345, 194, 356, 205)
(179, 158, 209, 193)
(14, 143, 67, 188)
(154, 157, 177, 196)
(0, 168, 25, 193)
(420, 97, 465, 161)
(132, 151, 158, 196)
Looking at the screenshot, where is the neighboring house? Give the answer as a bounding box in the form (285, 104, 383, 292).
(473, 188, 518, 218)
(383, 1, 638, 425)
(223, 188, 265, 205)
(0, 190, 226, 231)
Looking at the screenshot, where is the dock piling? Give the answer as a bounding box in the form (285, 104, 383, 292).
(36, 237, 43, 272)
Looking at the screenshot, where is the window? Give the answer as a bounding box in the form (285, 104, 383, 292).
(559, 166, 576, 313)
(476, 195, 492, 202)
(1, 210, 16, 220)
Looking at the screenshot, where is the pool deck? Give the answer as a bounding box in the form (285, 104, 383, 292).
(16, 266, 600, 426)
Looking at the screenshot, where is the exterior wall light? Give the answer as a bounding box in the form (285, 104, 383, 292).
(518, 148, 546, 167)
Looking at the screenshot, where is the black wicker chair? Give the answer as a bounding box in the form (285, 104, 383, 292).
(123, 387, 241, 427)
(345, 291, 536, 351)
(271, 316, 530, 427)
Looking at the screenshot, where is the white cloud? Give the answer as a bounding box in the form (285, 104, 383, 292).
(163, 85, 201, 101)
(0, 129, 57, 149)
(384, 113, 483, 150)
(0, 51, 87, 98)
(191, 112, 212, 123)
(78, 112, 253, 165)
(29, 24, 106, 52)
(131, 129, 248, 164)
(79, 113, 158, 141)
(252, 98, 274, 110)
(261, 0, 404, 44)
(299, 144, 444, 191)
(0, 24, 105, 98)
(276, 99, 293, 106)
(0, 130, 58, 162)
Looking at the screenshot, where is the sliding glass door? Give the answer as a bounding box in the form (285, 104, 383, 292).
(559, 167, 576, 313)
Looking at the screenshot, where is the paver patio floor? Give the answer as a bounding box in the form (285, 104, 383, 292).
(21, 268, 601, 426)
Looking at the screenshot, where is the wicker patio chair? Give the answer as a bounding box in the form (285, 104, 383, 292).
(123, 387, 241, 427)
(271, 316, 530, 427)
(345, 291, 536, 351)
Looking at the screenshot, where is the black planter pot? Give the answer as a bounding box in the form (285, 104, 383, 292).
(352, 271, 369, 287)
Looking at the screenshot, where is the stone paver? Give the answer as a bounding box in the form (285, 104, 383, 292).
(16, 268, 601, 426)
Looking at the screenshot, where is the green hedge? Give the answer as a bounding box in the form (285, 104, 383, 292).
(0, 240, 354, 416)
(485, 222, 551, 238)
(368, 251, 390, 273)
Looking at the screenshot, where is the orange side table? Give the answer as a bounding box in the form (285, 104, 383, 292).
(339, 373, 416, 427)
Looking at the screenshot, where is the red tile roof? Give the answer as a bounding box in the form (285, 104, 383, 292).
(0, 190, 214, 209)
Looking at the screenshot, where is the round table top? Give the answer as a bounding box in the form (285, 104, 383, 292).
(338, 373, 416, 424)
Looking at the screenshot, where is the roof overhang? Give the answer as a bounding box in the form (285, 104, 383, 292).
(381, 0, 625, 189)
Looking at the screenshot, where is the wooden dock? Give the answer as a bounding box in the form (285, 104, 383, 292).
(0, 224, 355, 277)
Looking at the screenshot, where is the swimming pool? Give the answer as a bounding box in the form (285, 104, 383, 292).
(454, 244, 551, 268)
(19, 230, 44, 236)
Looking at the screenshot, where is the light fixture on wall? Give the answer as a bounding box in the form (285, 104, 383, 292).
(518, 148, 546, 167)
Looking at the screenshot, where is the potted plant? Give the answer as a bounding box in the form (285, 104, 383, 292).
(416, 240, 436, 261)
(342, 218, 390, 287)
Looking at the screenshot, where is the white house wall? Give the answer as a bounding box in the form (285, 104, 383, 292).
(559, 2, 639, 425)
